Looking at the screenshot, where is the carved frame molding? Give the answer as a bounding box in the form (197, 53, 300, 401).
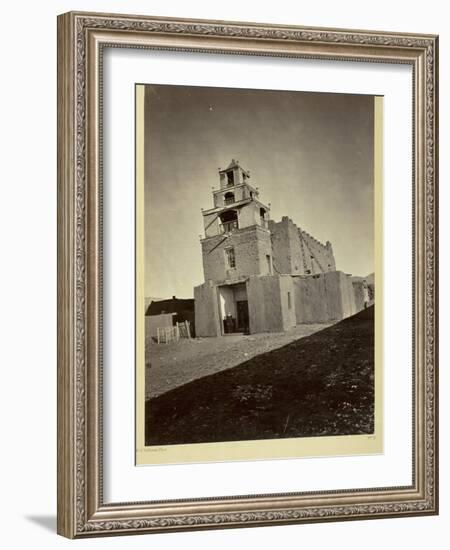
(57, 11, 438, 538)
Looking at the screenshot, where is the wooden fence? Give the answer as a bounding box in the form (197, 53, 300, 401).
(156, 321, 191, 344)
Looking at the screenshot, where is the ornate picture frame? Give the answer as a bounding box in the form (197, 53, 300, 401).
(57, 11, 438, 538)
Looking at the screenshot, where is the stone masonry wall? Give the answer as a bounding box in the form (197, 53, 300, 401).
(201, 226, 272, 284)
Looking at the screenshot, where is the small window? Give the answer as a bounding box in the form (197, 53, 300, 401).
(266, 254, 272, 274)
(287, 292, 292, 309)
(225, 247, 236, 268)
(226, 171, 234, 186)
(224, 192, 235, 205)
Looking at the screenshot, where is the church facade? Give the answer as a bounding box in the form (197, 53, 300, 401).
(194, 160, 369, 337)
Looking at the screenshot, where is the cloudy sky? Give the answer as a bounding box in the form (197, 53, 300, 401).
(144, 84, 375, 299)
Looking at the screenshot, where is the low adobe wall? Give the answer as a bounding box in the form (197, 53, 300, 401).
(247, 275, 283, 333)
(279, 275, 297, 330)
(194, 281, 221, 337)
(247, 275, 296, 333)
(195, 271, 362, 337)
(329, 271, 356, 319)
(293, 271, 357, 324)
(293, 275, 329, 323)
(145, 313, 175, 338)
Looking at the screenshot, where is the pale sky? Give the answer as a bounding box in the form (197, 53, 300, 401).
(144, 84, 375, 299)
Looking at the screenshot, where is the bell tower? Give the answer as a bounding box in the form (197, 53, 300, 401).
(202, 159, 270, 239)
(199, 160, 273, 285)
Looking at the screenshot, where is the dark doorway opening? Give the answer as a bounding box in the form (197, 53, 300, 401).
(236, 300, 249, 333)
(219, 209, 238, 233)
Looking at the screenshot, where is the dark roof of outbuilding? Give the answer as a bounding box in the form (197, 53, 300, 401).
(146, 297, 194, 316)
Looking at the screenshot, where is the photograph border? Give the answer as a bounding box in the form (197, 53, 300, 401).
(57, 11, 438, 538)
(135, 86, 384, 465)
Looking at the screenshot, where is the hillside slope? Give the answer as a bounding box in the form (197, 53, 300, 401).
(146, 306, 375, 446)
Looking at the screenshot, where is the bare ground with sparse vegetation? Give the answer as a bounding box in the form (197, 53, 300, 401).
(145, 307, 375, 446)
(145, 323, 332, 399)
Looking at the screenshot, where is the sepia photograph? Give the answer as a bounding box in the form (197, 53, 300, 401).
(137, 83, 381, 464)
(55, 10, 438, 538)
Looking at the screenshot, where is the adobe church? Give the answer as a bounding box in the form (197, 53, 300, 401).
(194, 160, 370, 337)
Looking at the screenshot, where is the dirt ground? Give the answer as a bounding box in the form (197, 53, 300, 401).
(146, 307, 375, 446)
(145, 323, 332, 399)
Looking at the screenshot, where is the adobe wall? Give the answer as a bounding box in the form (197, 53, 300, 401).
(201, 226, 272, 283)
(279, 275, 297, 330)
(269, 217, 305, 275)
(323, 271, 356, 319)
(247, 275, 295, 333)
(352, 280, 369, 311)
(270, 217, 336, 277)
(203, 212, 220, 238)
(239, 201, 262, 228)
(213, 184, 253, 207)
(293, 276, 329, 323)
(201, 234, 228, 282)
(194, 281, 221, 337)
(293, 271, 356, 324)
(288, 222, 306, 275)
(299, 230, 336, 274)
(323, 271, 343, 319)
(219, 165, 245, 188)
(145, 313, 175, 338)
(247, 275, 282, 333)
(335, 271, 357, 318)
